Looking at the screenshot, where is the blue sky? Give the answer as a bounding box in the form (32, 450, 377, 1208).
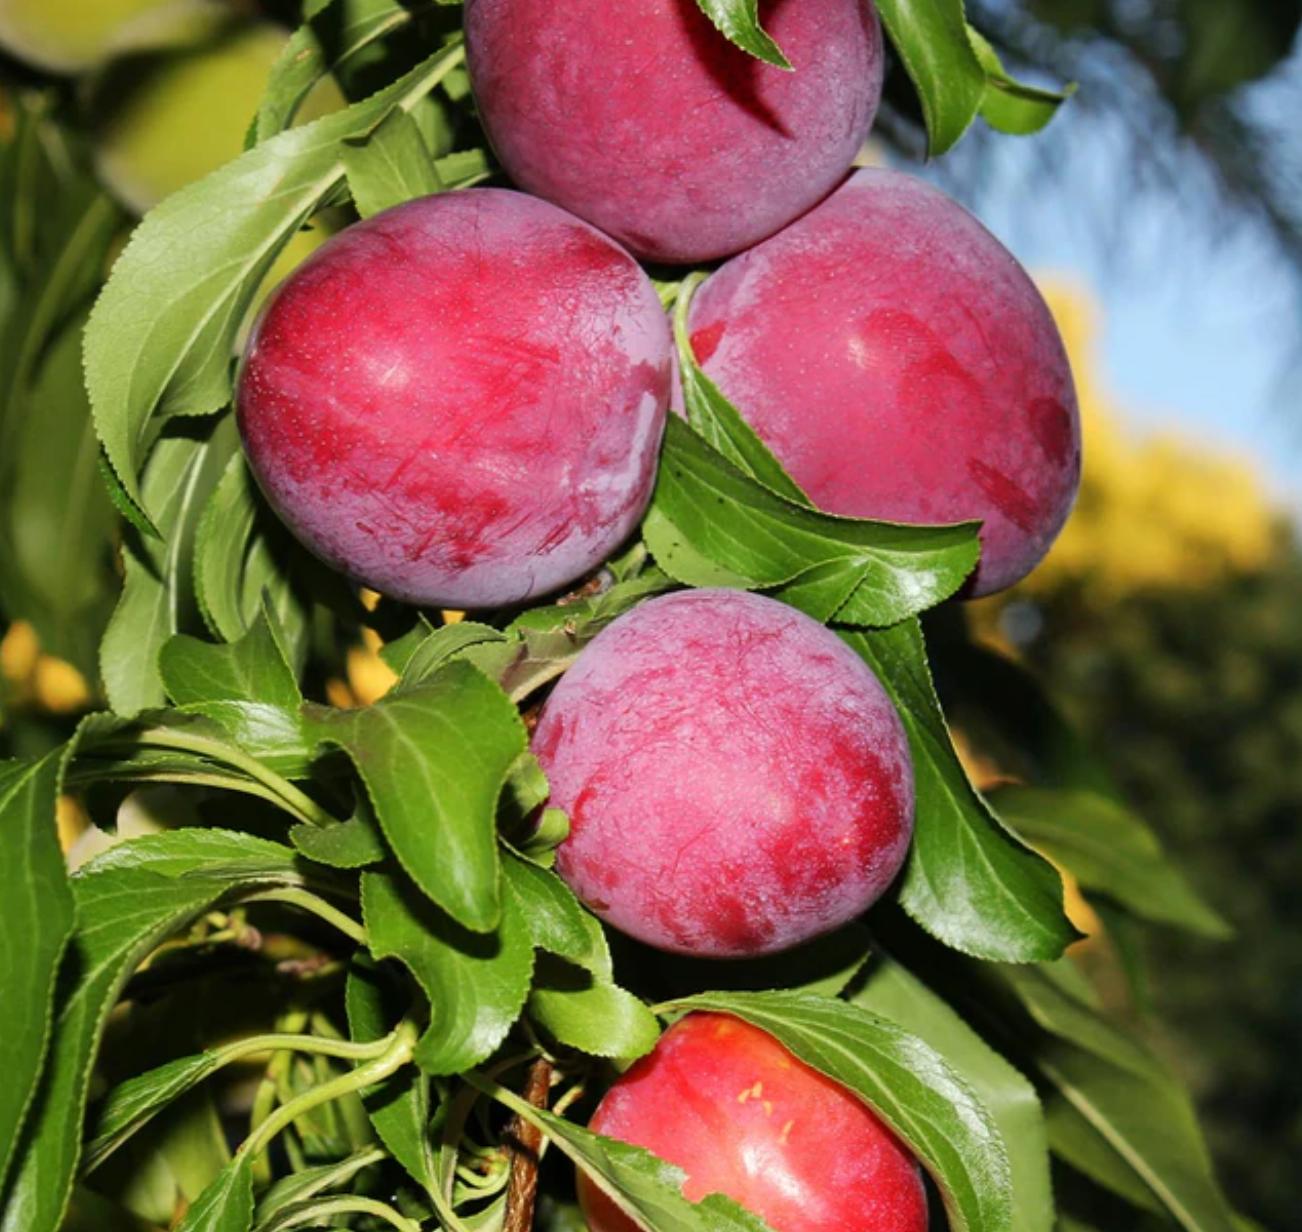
(919, 51, 1302, 515)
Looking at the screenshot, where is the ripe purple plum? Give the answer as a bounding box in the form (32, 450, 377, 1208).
(580, 1013, 929, 1232)
(464, 0, 883, 264)
(236, 189, 671, 610)
(688, 168, 1082, 597)
(531, 589, 914, 957)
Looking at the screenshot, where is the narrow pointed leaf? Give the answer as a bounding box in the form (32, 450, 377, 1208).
(1001, 966, 1238, 1232)
(502, 853, 611, 976)
(694, 0, 791, 68)
(173, 1155, 254, 1232)
(99, 417, 240, 714)
(647, 417, 979, 626)
(83, 1051, 222, 1174)
(345, 957, 439, 1196)
(842, 624, 1078, 961)
(989, 786, 1230, 938)
(0, 755, 74, 1194)
(253, 0, 414, 142)
(874, 0, 987, 154)
(851, 958, 1053, 1232)
(194, 454, 314, 658)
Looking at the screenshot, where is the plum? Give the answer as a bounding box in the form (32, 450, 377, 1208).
(580, 1012, 929, 1232)
(236, 188, 672, 610)
(464, 0, 883, 264)
(688, 167, 1082, 597)
(531, 588, 914, 957)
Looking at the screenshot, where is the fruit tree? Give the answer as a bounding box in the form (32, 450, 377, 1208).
(0, 2, 1250, 1232)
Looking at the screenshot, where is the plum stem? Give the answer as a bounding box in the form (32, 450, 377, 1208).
(504, 1056, 554, 1232)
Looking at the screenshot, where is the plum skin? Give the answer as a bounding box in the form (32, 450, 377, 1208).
(580, 1013, 928, 1232)
(464, 0, 883, 264)
(531, 589, 914, 958)
(236, 188, 671, 610)
(688, 167, 1082, 597)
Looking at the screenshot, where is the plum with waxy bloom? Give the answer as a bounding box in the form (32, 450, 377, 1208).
(688, 167, 1082, 596)
(532, 588, 914, 958)
(236, 188, 672, 609)
(465, 0, 884, 263)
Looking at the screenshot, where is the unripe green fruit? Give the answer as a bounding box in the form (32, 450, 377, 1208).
(0, 0, 186, 74)
(89, 17, 344, 215)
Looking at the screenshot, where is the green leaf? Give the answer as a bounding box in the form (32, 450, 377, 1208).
(395, 621, 508, 691)
(83, 1052, 222, 1175)
(850, 957, 1053, 1232)
(988, 786, 1231, 939)
(1, 831, 304, 1232)
(84, 43, 467, 530)
(475, 1081, 780, 1232)
(193, 454, 314, 661)
(528, 955, 661, 1060)
(1043, 1094, 1164, 1213)
(1001, 965, 1239, 1232)
(431, 147, 493, 189)
(0, 755, 74, 1194)
(842, 624, 1078, 962)
(100, 417, 240, 715)
(291, 807, 387, 870)
(968, 28, 1072, 136)
(346, 957, 439, 1197)
(254, 1148, 387, 1223)
(669, 991, 1012, 1232)
(343, 109, 443, 217)
(875, 0, 988, 154)
(253, 0, 415, 143)
(501, 853, 611, 976)
(362, 869, 534, 1075)
(677, 363, 807, 504)
(672, 279, 808, 506)
(160, 602, 302, 711)
(646, 417, 979, 626)
(311, 663, 527, 931)
(693, 0, 791, 68)
(173, 1155, 254, 1232)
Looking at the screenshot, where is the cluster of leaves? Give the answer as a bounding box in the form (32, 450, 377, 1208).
(983, 526, 1302, 1230)
(0, 2, 1251, 1231)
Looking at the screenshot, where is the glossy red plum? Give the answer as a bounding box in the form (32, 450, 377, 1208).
(531, 589, 914, 957)
(236, 189, 671, 609)
(464, 0, 883, 263)
(580, 1013, 929, 1232)
(688, 168, 1082, 596)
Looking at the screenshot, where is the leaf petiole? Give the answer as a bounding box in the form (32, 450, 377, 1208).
(242, 886, 366, 944)
(99, 725, 339, 828)
(240, 1020, 418, 1163)
(259, 1194, 423, 1232)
